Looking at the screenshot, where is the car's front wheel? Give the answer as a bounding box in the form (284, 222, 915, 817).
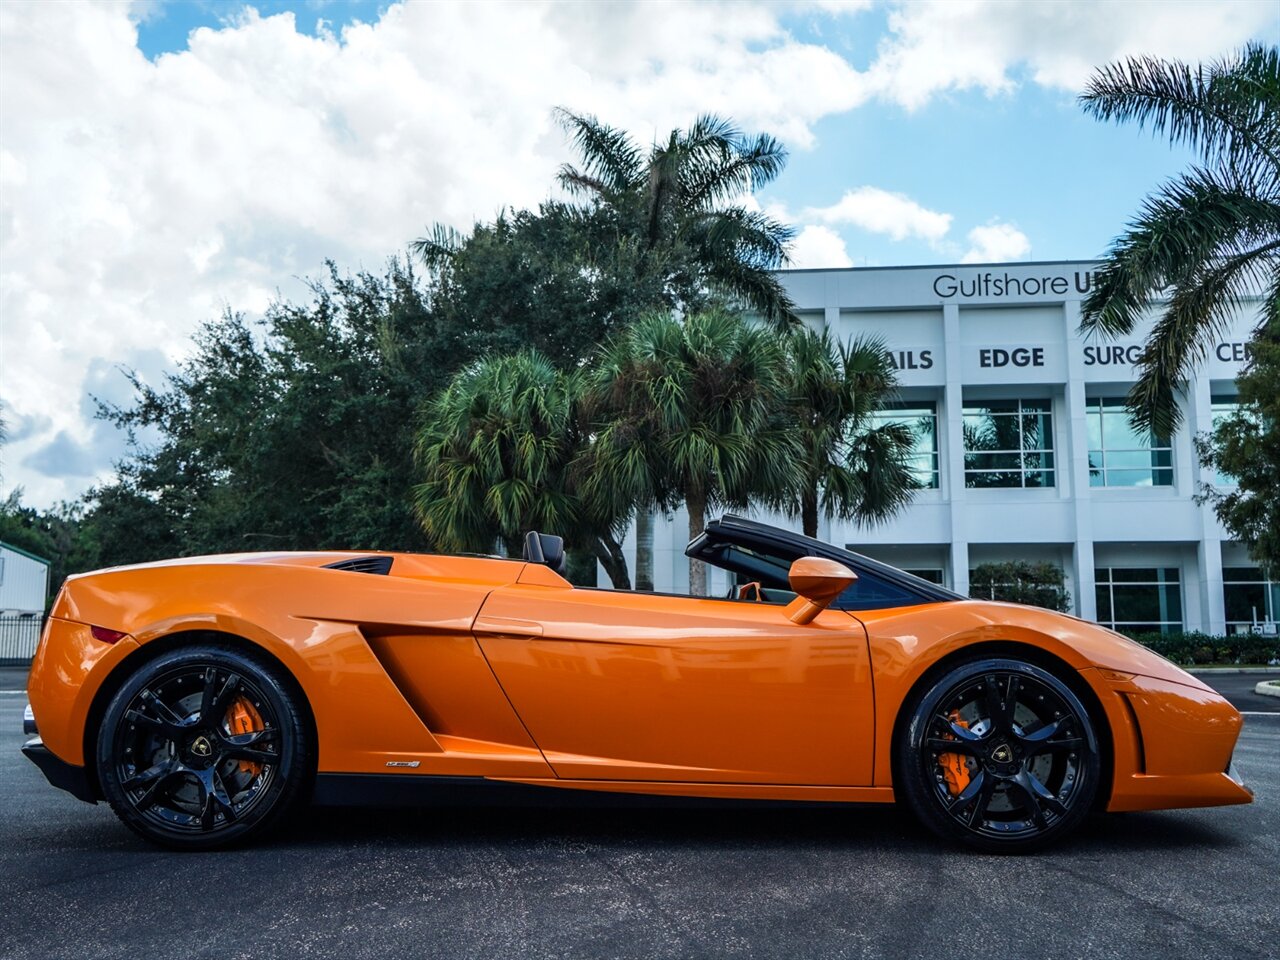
(97, 643, 311, 850)
(896, 656, 1101, 853)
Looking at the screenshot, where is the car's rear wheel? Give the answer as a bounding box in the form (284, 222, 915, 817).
(896, 657, 1100, 853)
(97, 644, 311, 850)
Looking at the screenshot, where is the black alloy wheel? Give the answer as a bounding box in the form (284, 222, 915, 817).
(897, 657, 1100, 853)
(97, 644, 311, 850)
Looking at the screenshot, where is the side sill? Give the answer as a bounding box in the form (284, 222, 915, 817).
(311, 774, 889, 810)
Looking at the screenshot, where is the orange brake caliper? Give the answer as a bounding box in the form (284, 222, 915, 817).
(939, 710, 972, 797)
(225, 698, 265, 777)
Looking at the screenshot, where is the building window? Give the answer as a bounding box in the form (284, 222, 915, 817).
(1095, 567, 1183, 634)
(1223, 566, 1280, 635)
(904, 567, 945, 585)
(1086, 397, 1173, 487)
(962, 399, 1054, 488)
(869, 402, 939, 489)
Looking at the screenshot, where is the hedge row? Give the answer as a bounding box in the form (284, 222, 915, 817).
(1122, 630, 1280, 666)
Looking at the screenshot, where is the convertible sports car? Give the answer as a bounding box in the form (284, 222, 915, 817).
(23, 515, 1251, 852)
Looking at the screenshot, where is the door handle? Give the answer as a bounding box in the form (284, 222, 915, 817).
(474, 616, 544, 637)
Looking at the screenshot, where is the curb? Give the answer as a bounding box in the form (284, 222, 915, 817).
(1185, 666, 1280, 675)
(1255, 680, 1280, 699)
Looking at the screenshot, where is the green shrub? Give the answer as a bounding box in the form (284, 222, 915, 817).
(1121, 630, 1280, 665)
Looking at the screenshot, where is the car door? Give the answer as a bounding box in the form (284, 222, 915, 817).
(473, 583, 875, 785)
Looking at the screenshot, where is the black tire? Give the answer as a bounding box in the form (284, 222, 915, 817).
(96, 643, 312, 850)
(895, 657, 1100, 853)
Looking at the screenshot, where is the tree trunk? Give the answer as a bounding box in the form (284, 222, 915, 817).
(635, 506, 655, 592)
(801, 484, 820, 540)
(686, 489, 707, 597)
(591, 535, 632, 590)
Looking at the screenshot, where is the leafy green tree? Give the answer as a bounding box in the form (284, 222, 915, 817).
(414, 351, 631, 588)
(582, 309, 797, 596)
(970, 561, 1072, 613)
(1196, 321, 1280, 574)
(555, 109, 798, 327)
(411, 202, 645, 368)
(779, 328, 916, 538)
(1078, 43, 1280, 437)
(95, 259, 441, 558)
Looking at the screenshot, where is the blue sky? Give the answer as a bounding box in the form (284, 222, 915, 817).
(1, 0, 1277, 505)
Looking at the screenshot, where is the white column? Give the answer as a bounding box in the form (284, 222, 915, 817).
(1189, 377, 1226, 633)
(942, 303, 969, 595)
(1061, 300, 1097, 621)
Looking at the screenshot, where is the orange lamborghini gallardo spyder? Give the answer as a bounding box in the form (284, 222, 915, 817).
(23, 516, 1251, 852)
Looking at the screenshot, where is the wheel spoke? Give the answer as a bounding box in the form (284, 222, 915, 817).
(223, 745, 276, 765)
(946, 769, 986, 812)
(122, 761, 173, 792)
(193, 768, 237, 830)
(1022, 770, 1069, 817)
(134, 769, 186, 812)
(1020, 717, 1066, 743)
(927, 736, 979, 755)
(965, 772, 998, 827)
(1007, 770, 1057, 829)
(984, 674, 1018, 733)
(935, 716, 983, 742)
(199, 668, 242, 725)
(125, 708, 185, 742)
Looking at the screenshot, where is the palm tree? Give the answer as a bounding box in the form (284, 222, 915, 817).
(780, 328, 916, 538)
(1078, 43, 1280, 437)
(413, 351, 631, 588)
(581, 309, 798, 596)
(556, 109, 798, 327)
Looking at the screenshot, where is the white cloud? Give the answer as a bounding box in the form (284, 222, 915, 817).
(804, 187, 952, 243)
(0, 0, 873, 506)
(787, 225, 854, 270)
(869, 0, 1277, 109)
(961, 222, 1032, 263)
(1, 0, 1273, 506)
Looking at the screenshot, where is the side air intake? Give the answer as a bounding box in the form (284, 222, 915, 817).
(323, 556, 394, 576)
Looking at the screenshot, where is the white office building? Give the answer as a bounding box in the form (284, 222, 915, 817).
(626, 259, 1276, 637)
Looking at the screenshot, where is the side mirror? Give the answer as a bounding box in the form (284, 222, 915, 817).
(786, 557, 858, 625)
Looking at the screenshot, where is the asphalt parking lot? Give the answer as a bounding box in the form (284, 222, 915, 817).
(1, 672, 1276, 960)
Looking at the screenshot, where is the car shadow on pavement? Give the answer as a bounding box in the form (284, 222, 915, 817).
(270, 800, 1242, 856)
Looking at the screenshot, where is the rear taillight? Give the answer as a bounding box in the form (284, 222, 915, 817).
(90, 626, 127, 644)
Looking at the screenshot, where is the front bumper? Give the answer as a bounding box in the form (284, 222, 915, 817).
(21, 738, 97, 804)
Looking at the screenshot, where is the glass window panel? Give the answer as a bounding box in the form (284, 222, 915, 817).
(966, 471, 1016, 489)
(1225, 583, 1267, 623)
(1102, 468, 1170, 488)
(963, 398, 1055, 488)
(1110, 585, 1165, 622)
(1086, 406, 1103, 450)
(1108, 568, 1161, 583)
(904, 568, 944, 584)
(1095, 585, 1112, 621)
(1105, 450, 1163, 470)
(872, 403, 939, 490)
(965, 452, 1025, 471)
(1020, 413, 1053, 450)
(1224, 567, 1264, 580)
(963, 400, 1020, 416)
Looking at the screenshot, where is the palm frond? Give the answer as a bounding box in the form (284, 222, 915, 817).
(1081, 43, 1280, 175)
(554, 107, 644, 194)
(410, 223, 468, 272)
(1128, 236, 1280, 436)
(1080, 164, 1280, 338)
